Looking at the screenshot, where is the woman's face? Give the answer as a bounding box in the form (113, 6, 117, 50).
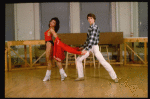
(50, 20, 56, 27)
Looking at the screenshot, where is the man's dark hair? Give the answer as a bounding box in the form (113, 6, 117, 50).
(87, 13, 96, 21)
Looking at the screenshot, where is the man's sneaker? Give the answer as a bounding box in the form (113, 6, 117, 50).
(75, 77, 84, 81)
(114, 78, 119, 83)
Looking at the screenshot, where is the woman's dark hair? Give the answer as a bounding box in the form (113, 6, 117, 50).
(49, 17, 60, 32)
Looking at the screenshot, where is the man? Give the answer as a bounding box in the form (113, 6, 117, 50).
(75, 13, 118, 83)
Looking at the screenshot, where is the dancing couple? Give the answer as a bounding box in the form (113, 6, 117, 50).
(43, 13, 118, 83)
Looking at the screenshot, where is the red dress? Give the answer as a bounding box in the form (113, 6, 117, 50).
(53, 37, 82, 62)
(44, 29, 82, 62)
(44, 29, 53, 59)
(44, 29, 53, 41)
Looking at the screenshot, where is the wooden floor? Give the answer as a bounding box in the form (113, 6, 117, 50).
(5, 65, 148, 98)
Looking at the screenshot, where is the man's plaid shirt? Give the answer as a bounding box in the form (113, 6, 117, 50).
(82, 23, 100, 51)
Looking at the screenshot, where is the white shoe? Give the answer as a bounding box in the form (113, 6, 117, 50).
(114, 78, 119, 83)
(43, 76, 50, 81)
(61, 73, 67, 81)
(75, 77, 84, 81)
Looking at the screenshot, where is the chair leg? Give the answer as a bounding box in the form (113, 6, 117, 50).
(74, 54, 77, 69)
(98, 46, 101, 68)
(90, 56, 92, 67)
(84, 59, 86, 69)
(106, 46, 110, 63)
(100, 46, 101, 52)
(65, 52, 68, 69)
(93, 53, 96, 68)
(98, 63, 100, 68)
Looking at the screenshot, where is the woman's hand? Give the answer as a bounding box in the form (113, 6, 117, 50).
(81, 50, 87, 55)
(79, 47, 84, 51)
(50, 28, 58, 38)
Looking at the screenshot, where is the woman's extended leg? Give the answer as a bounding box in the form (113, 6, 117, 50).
(46, 42, 53, 70)
(43, 42, 53, 81)
(55, 61, 67, 81)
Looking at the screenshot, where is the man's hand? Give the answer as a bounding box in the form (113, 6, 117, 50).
(81, 50, 87, 55)
(79, 47, 84, 51)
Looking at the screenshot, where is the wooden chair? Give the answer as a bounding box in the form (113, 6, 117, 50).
(65, 52, 77, 69)
(83, 52, 96, 69)
(98, 45, 110, 68)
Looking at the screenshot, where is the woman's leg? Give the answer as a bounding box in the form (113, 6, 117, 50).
(46, 42, 53, 70)
(43, 42, 53, 81)
(55, 60, 67, 81)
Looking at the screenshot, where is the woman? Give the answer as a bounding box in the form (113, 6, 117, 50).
(43, 17, 86, 81)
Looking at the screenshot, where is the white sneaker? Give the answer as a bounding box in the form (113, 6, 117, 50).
(114, 78, 119, 83)
(61, 73, 67, 81)
(75, 77, 84, 81)
(43, 76, 50, 81)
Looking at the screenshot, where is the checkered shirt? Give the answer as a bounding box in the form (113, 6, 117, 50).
(82, 23, 100, 51)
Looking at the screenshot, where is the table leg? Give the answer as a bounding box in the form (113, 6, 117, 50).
(8, 45, 11, 71)
(144, 42, 147, 64)
(24, 45, 27, 67)
(124, 42, 126, 65)
(29, 45, 32, 67)
(65, 52, 68, 69)
(131, 42, 134, 61)
(120, 44, 123, 63)
(5, 48, 8, 71)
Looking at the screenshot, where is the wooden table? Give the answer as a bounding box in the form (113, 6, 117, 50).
(99, 32, 124, 65)
(58, 32, 124, 65)
(124, 37, 148, 66)
(7, 40, 46, 71)
(6, 32, 124, 71)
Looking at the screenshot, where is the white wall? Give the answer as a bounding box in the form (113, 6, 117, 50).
(133, 2, 139, 37)
(119, 2, 131, 37)
(34, 3, 40, 40)
(14, 2, 139, 40)
(115, 2, 139, 37)
(111, 2, 116, 32)
(14, 3, 34, 40)
(14, 3, 40, 58)
(70, 2, 80, 33)
(14, 3, 40, 40)
(11, 2, 142, 59)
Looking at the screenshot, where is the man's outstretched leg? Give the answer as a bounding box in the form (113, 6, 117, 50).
(75, 51, 90, 81)
(93, 45, 118, 83)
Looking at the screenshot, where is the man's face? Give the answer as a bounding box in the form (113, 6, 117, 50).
(87, 16, 95, 25)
